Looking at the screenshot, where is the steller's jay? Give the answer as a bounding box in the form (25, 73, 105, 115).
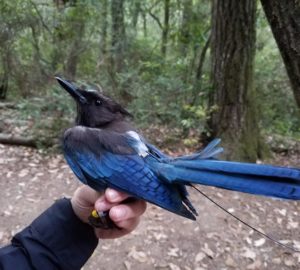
(56, 77, 300, 223)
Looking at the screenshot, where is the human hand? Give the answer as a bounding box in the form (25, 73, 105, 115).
(71, 185, 147, 239)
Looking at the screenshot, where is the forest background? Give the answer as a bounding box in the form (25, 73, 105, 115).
(1, 0, 300, 162)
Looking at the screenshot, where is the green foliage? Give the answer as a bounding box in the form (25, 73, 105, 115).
(16, 85, 75, 146)
(181, 104, 207, 129)
(1, 0, 299, 149)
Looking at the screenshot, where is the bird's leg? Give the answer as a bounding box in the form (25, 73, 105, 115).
(88, 210, 119, 229)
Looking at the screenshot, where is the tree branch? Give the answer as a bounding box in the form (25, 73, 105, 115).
(28, 0, 52, 35)
(196, 34, 211, 80)
(148, 11, 163, 29)
(0, 134, 37, 147)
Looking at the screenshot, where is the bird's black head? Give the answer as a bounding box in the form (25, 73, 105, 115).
(56, 77, 132, 127)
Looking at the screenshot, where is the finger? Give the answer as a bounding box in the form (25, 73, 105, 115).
(105, 188, 130, 203)
(114, 217, 140, 233)
(95, 189, 131, 211)
(109, 200, 147, 222)
(95, 218, 140, 239)
(71, 186, 104, 223)
(95, 198, 116, 212)
(72, 185, 103, 209)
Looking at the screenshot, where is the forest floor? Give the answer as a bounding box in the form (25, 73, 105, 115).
(0, 143, 299, 270)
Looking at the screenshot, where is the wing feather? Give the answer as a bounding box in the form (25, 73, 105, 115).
(63, 126, 196, 219)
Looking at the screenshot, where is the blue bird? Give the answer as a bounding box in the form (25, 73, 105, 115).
(56, 77, 300, 222)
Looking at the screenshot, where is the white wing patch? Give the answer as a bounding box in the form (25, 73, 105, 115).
(126, 131, 149, 157)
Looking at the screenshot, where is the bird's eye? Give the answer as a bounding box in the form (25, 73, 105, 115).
(95, 100, 102, 106)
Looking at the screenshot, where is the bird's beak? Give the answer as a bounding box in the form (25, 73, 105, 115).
(55, 76, 87, 104)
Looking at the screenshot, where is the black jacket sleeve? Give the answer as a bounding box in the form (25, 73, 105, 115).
(0, 198, 99, 270)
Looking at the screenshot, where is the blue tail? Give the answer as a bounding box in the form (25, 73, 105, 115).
(148, 139, 300, 200)
(170, 160, 300, 199)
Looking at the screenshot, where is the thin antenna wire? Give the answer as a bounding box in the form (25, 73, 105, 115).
(191, 184, 300, 252)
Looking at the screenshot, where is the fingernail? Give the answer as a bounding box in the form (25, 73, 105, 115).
(106, 189, 119, 202)
(112, 208, 126, 220)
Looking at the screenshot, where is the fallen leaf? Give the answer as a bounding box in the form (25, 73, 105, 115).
(3, 210, 11, 216)
(293, 252, 300, 263)
(128, 247, 148, 263)
(168, 247, 180, 257)
(168, 263, 180, 270)
(124, 260, 131, 270)
(287, 219, 298, 229)
(18, 169, 29, 178)
(195, 252, 206, 263)
(241, 248, 256, 260)
(276, 217, 282, 224)
(275, 208, 287, 216)
(225, 256, 237, 268)
(284, 258, 295, 266)
(246, 260, 261, 269)
(293, 240, 300, 250)
(153, 232, 168, 241)
(254, 238, 265, 247)
(101, 245, 110, 250)
(245, 237, 252, 245)
(272, 258, 281, 264)
(201, 243, 214, 258)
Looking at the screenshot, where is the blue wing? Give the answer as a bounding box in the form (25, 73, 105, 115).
(63, 126, 196, 220)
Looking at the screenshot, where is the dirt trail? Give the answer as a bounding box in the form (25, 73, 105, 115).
(0, 144, 299, 269)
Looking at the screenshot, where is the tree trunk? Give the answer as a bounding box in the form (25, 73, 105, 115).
(111, 0, 126, 73)
(209, 0, 261, 161)
(30, 24, 48, 85)
(131, 0, 141, 32)
(65, 8, 85, 80)
(51, 1, 66, 72)
(0, 75, 8, 100)
(0, 59, 9, 100)
(180, 0, 192, 58)
(161, 0, 170, 57)
(190, 35, 211, 105)
(100, 0, 108, 57)
(195, 35, 210, 82)
(0, 45, 11, 100)
(142, 10, 147, 37)
(260, 0, 300, 108)
(65, 25, 84, 79)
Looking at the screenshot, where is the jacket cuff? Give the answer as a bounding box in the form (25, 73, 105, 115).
(14, 198, 98, 270)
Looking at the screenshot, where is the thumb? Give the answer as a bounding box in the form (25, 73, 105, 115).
(71, 185, 104, 222)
